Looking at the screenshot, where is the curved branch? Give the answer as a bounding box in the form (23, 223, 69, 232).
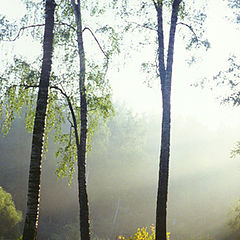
(5, 22, 76, 42)
(55, 21, 76, 31)
(82, 26, 108, 58)
(50, 85, 80, 145)
(177, 22, 198, 40)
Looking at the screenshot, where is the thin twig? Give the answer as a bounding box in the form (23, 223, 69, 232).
(67, 116, 74, 128)
(177, 22, 198, 40)
(55, 22, 76, 32)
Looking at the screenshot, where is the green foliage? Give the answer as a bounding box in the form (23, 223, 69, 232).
(0, 0, 121, 184)
(231, 142, 240, 158)
(213, 56, 240, 106)
(231, 141, 240, 158)
(229, 199, 240, 231)
(225, 0, 240, 24)
(0, 58, 39, 135)
(0, 15, 17, 41)
(55, 130, 77, 185)
(0, 187, 22, 240)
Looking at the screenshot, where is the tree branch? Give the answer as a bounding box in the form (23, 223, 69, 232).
(156, 0, 166, 86)
(55, 21, 76, 32)
(50, 84, 80, 146)
(177, 22, 198, 40)
(6, 84, 39, 94)
(67, 116, 74, 128)
(82, 26, 108, 58)
(6, 24, 45, 41)
(5, 22, 76, 42)
(152, 0, 157, 10)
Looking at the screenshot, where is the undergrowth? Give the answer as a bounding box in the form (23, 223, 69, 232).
(118, 226, 170, 240)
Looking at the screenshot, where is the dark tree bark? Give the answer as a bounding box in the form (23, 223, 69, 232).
(71, 1, 91, 239)
(22, 0, 55, 239)
(155, 1, 182, 240)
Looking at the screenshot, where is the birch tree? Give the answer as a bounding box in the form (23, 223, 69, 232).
(114, 1, 208, 239)
(22, 1, 56, 239)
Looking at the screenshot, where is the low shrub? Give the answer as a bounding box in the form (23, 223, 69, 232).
(118, 226, 170, 240)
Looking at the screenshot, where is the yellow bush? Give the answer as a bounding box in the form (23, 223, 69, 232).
(118, 226, 170, 240)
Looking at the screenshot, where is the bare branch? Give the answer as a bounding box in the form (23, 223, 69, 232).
(156, 0, 166, 85)
(55, 22, 76, 32)
(177, 22, 198, 40)
(6, 24, 45, 42)
(6, 84, 39, 93)
(4, 21, 76, 42)
(82, 27, 108, 58)
(67, 116, 74, 128)
(50, 84, 80, 146)
(50, 85, 68, 99)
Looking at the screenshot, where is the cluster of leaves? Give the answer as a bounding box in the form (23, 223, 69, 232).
(118, 226, 170, 240)
(231, 141, 240, 159)
(0, 15, 18, 41)
(211, 55, 240, 106)
(229, 199, 240, 231)
(225, 0, 240, 24)
(0, 57, 40, 135)
(0, 187, 22, 239)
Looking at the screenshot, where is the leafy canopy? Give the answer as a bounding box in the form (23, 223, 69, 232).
(0, 0, 121, 184)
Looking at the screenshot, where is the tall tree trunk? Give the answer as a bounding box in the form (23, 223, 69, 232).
(155, 1, 181, 240)
(23, 0, 55, 239)
(71, 1, 91, 239)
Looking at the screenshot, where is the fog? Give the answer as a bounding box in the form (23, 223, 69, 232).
(1, 102, 240, 240)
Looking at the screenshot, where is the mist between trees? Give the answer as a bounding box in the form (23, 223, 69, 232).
(0, 104, 240, 240)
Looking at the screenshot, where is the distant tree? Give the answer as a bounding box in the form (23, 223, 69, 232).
(0, 186, 22, 240)
(22, 0, 56, 239)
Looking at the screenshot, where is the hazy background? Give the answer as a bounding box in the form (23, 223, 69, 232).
(0, 103, 240, 239)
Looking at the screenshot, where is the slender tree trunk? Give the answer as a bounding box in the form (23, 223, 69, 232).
(23, 0, 55, 239)
(155, 1, 181, 240)
(71, 1, 91, 239)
